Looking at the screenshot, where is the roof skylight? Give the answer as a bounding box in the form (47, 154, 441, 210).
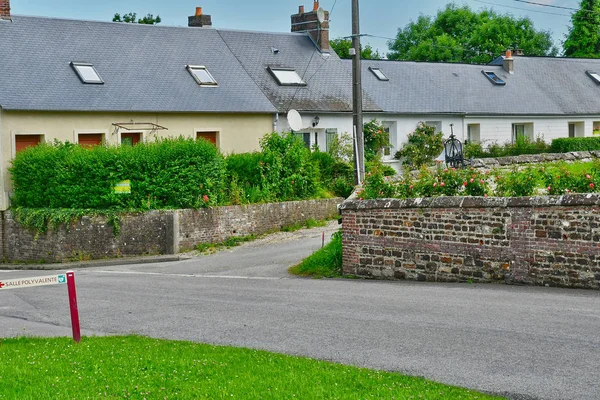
(481, 70, 506, 86)
(369, 67, 389, 81)
(71, 62, 103, 84)
(267, 67, 306, 86)
(186, 65, 218, 86)
(586, 71, 600, 84)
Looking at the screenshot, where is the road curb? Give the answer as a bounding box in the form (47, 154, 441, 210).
(0, 255, 183, 271)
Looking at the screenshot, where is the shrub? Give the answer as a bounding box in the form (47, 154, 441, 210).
(493, 167, 538, 197)
(311, 151, 354, 198)
(541, 162, 599, 195)
(550, 137, 600, 153)
(10, 138, 226, 209)
(225, 152, 268, 204)
(395, 122, 443, 170)
(363, 119, 391, 162)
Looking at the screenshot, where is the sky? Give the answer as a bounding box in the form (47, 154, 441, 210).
(10, 0, 583, 56)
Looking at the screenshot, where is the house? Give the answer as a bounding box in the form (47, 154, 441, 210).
(0, 0, 367, 211)
(359, 52, 600, 170)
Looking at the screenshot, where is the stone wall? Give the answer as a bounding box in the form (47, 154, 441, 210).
(176, 199, 341, 250)
(470, 150, 600, 169)
(340, 195, 600, 290)
(0, 199, 341, 263)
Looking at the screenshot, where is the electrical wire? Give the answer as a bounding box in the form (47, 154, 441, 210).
(473, 0, 572, 17)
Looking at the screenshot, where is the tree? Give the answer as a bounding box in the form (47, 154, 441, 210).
(387, 3, 557, 64)
(330, 38, 382, 60)
(563, 0, 600, 58)
(113, 12, 161, 25)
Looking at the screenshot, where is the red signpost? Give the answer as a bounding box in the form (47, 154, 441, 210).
(66, 271, 81, 343)
(0, 271, 81, 343)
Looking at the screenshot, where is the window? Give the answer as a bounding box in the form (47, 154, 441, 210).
(186, 65, 218, 86)
(326, 129, 337, 152)
(586, 71, 600, 85)
(382, 122, 396, 159)
(467, 124, 480, 144)
(267, 67, 306, 86)
(295, 132, 311, 148)
(512, 123, 533, 143)
(78, 133, 104, 147)
(569, 123, 575, 138)
(569, 122, 584, 137)
(15, 134, 43, 154)
(197, 131, 218, 146)
(481, 70, 505, 86)
(369, 67, 389, 81)
(121, 132, 141, 146)
(71, 62, 104, 84)
(424, 121, 442, 133)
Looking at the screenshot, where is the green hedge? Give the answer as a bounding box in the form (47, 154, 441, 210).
(10, 138, 225, 209)
(550, 137, 600, 153)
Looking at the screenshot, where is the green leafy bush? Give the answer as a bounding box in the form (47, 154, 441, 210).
(363, 119, 391, 161)
(493, 167, 538, 197)
(311, 151, 355, 198)
(395, 122, 444, 170)
(550, 137, 600, 153)
(541, 162, 599, 195)
(464, 136, 552, 159)
(10, 138, 225, 209)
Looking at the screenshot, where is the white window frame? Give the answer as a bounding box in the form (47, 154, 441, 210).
(70, 62, 104, 84)
(267, 67, 306, 86)
(118, 131, 146, 146)
(186, 65, 218, 86)
(195, 128, 221, 148)
(11, 132, 46, 158)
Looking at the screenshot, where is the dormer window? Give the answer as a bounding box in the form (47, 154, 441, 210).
(267, 67, 306, 86)
(369, 67, 389, 81)
(481, 70, 505, 86)
(71, 62, 103, 84)
(586, 71, 600, 84)
(186, 65, 218, 86)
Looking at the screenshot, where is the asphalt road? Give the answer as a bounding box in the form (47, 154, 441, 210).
(1, 223, 599, 400)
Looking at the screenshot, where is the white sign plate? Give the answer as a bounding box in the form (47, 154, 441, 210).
(0, 274, 67, 290)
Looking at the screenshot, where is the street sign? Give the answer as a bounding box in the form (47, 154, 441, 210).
(0, 274, 67, 290)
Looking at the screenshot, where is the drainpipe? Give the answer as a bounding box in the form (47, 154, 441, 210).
(273, 113, 279, 132)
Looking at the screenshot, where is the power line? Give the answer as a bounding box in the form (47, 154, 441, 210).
(512, 0, 578, 12)
(473, 0, 572, 17)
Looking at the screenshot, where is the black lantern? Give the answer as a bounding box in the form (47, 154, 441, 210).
(444, 124, 465, 168)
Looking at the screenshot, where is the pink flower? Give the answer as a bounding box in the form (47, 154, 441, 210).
(409, 185, 414, 189)
(433, 182, 438, 187)
(444, 168, 448, 172)
(484, 194, 488, 197)
(547, 186, 551, 191)
(203, 195, 209, 202)
(470, 178, 474, 183)
(440, 182, 445, 187)
(463, 181, 467, 186)
(591, 183, 595, 189)
(587, 174, 592, 180)
(359, 197, 363, 201)
(480, 179, 484, 184)
(565, 189, 570, 193)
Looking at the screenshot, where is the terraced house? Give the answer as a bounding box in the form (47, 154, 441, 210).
(4, 0, 600, 208)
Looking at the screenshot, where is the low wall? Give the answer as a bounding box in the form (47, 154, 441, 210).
(0, 198, 341, 263)
(470, 150, 600, 169)
(340, 195, 600, 290)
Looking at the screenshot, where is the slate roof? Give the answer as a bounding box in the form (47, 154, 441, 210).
(216, 29, 381, 113)
(359, 57, 600, 116)
(0, 16, 277, 113)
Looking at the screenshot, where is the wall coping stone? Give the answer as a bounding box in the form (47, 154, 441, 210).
(470, 150, 599, 169)
(339, 193, 600, 211)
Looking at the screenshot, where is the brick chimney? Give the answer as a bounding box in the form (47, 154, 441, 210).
(188, 7, 212, 28)
(0, 0, 11, 21)
(291, 2, 330, 52)
(503, 49, 514, 74)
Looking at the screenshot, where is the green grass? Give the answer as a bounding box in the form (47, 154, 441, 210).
(194, 234, 257, 253)
(281, 217, 328, 232)
(289, 231, 343, 278)
(0, 336, 503, 399)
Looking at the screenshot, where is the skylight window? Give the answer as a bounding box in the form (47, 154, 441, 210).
(586, 71, 600, 84)
(186, 65, 218, 86)
(267, 67, 306, 86)
(71, 62, 103, 84)
(369, 67, 389, 81)
(481, 70, 506, 86)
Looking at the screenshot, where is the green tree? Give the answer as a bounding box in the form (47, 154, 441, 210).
(330, 38, 382, 59)
(113, 12, 161, 25)
(387, 3, 556, 63)
(563, 0, 600, 58)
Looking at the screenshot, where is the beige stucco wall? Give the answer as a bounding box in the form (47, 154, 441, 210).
(0, 110, 273, 210)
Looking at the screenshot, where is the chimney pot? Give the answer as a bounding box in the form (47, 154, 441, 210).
(196, 7, 203, 16)
(505, 49, 512, 59)
(189, 7, 212, 28)
(313, 1, 319, 11)
(0, 0, 11, 20)
(299, 5, 304, 14)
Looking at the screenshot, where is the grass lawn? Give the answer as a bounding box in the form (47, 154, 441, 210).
(0, 336, 502, 399)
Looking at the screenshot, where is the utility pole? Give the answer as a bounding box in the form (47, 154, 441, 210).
(351, 0, 364, 185)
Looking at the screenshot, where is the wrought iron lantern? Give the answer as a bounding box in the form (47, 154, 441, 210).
(444, 124, 465, 168)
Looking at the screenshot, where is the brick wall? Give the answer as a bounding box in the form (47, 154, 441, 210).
(340, 195, 600, 290)
(0, 199, 341, 263)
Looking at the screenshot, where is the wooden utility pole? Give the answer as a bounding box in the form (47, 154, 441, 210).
(351, 0, 364, 185)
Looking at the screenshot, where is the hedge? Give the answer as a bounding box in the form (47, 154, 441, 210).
(10, 138, 225, 209)
(550, 137, 600, 153)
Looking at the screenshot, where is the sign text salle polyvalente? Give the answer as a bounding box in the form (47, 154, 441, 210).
(0, 274, 67, 290)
